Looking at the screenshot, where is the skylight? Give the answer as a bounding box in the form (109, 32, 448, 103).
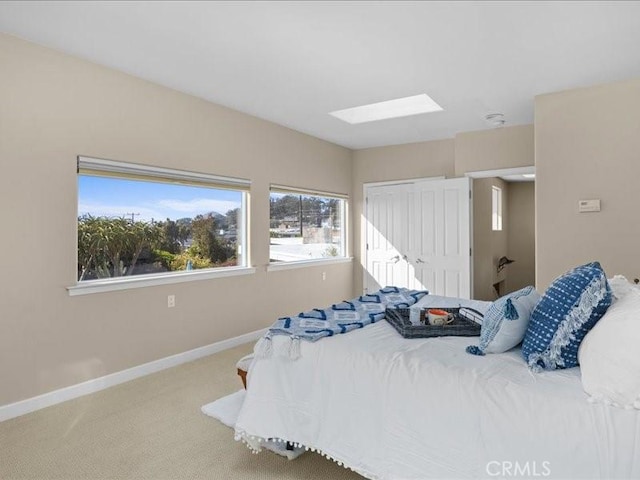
(329, 94, 443, 124)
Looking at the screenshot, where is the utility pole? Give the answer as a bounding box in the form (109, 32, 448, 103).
(125, 212, 140, 223)
(299, 195, 303, 237)
(329, 205, 333, 243)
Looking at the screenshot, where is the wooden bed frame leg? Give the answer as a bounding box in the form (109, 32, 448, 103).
(237, 368, 248, 389)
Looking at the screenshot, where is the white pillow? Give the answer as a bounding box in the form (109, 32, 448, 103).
(578, 288, 640, 409)
(608, 275, 640, 301)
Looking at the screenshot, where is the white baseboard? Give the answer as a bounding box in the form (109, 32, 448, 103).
(0, 328, 265, 423)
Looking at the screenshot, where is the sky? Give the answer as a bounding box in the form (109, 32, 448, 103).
(78, 175, 242, 222)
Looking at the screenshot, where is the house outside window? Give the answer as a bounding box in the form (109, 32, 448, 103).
(76, 156, 250, 285)
(269, 186, 347, 264)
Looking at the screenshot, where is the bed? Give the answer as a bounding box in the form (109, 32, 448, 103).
(233, 283, 640, 479)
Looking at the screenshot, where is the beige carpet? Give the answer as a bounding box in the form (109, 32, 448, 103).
(0, 343, 364, 480)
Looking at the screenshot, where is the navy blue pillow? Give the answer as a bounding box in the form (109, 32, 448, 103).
(522, 262, 612, 371)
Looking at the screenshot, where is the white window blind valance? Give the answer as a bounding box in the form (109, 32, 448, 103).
(270, 184, 348, 200)
(78, 156, 251, 191)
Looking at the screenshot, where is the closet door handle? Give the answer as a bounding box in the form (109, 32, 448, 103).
(416, 258, 425, 264)
(390, 255, 400, 263)
(402, 254, 408, 261)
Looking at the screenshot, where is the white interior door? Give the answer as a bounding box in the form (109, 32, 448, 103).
(364, 185, 409, 293)
(365, 177, 471, 298)
(407, 177, 471, 297)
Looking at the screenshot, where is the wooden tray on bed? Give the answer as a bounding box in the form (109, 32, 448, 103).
(385, 307, 482, 338)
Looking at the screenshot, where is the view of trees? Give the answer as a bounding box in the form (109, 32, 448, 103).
(269, 194, 339, 232)
(78, 195, 343, 280)
(77, 209, 239, 281)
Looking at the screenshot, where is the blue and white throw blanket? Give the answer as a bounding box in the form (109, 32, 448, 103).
(255, 287, 428, 359)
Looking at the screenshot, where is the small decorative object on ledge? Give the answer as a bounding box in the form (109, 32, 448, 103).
(497, 256, 515, 273)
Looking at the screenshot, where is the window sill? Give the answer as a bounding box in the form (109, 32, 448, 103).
(267, 257, 353, 272)
(67, 266, 256, 296)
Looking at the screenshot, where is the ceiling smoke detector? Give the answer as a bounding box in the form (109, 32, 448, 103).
(485, 113, 505, 127)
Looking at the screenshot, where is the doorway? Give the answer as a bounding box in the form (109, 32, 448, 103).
(467, 167, 536, 301)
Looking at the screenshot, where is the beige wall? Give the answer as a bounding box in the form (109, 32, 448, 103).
(351, 140, 456, 293)
(472, 178, 509, 300)
(0, 34, 354, 406)
(535, 78, 640, 289)
(455, 124, 534, 176)
(506, 182, 536, 292)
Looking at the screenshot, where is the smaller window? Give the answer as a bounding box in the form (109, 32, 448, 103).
(269, 186, 347, 264)
(492, 185, 503, 231)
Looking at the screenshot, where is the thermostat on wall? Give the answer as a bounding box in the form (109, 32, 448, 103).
(578, 199, 601, 213)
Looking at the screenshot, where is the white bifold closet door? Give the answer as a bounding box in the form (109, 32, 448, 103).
(364, 177, 471, 298)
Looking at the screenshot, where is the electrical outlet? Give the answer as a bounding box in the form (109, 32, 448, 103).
(167, 295, 176, 308)
(322, 272, 327, 281)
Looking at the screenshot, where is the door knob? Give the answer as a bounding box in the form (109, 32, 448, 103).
(416, 258, 425, 263)
(402, 254, 408, 261)
(390, 255, 400, 263)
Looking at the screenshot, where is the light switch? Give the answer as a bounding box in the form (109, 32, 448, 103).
(578, 199, 601, 213)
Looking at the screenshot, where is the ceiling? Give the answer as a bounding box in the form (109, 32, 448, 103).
(1, 1, 640, 150)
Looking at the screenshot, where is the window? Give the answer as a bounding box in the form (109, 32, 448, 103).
(76, 156, 250, 286)
(269, 185, 347, 264)
(492, 185, 503, 231)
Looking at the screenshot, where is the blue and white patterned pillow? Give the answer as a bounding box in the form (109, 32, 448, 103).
(466, 286, 540, 356)
(522, 262, 612, 372)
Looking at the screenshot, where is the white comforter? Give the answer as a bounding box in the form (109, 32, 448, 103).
(235, 321, 640, 479)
